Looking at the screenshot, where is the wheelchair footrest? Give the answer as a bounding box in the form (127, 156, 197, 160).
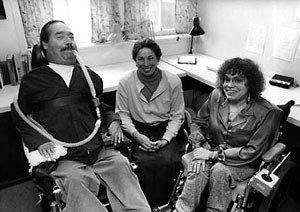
(249, 169, 279, 197)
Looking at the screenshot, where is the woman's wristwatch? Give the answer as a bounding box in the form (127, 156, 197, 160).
(209, 150, 225, 162)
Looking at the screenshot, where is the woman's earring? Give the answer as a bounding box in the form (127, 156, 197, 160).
(247, 95, 251, 103)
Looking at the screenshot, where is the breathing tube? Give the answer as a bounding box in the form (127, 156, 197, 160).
(13, 50, 101, 148)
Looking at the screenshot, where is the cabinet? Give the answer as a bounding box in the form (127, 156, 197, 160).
(0, 111, 29, 187)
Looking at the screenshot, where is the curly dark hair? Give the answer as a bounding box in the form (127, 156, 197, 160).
(132, 38, 162, 61)
(216, 57, 265, 99)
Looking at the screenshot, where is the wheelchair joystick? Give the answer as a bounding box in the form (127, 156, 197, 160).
(261, 173, 273, 182)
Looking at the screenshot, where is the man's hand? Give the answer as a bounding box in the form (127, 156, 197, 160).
(108, 120, 124, 146)
(38, 142, 56, 159)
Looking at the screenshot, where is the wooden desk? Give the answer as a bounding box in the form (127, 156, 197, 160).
(162, 53, 300, 127)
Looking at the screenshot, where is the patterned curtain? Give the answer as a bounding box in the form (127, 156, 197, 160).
(17, 0, 53, 48)
(175, 0, 197, 34)
(90, 0, 121, 43)
(124, 0, 149, 40)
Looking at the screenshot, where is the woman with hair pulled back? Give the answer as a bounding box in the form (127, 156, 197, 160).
(115, 38, 186, 207)
(174, 57, 283, 212)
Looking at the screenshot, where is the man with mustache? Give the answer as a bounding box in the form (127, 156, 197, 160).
(12, 20, 151, 212)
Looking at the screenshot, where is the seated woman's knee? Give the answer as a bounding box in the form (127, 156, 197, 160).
(210, 162, 230, 180)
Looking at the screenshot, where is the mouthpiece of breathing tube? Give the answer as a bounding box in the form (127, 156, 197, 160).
(13, 50, 101, 148)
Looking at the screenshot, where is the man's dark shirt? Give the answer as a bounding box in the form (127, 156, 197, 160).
(13, 64, 120, 164)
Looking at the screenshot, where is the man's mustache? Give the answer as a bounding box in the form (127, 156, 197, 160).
(61, 45, 76, 51)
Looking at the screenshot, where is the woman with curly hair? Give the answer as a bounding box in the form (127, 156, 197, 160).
(174, 57, 283, 212)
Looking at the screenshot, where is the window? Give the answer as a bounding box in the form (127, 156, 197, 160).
(51, 0, 177, 45)
(0, 0, 6, 19)
(149, 0, 175, 35)
(52, 0, 92, 45)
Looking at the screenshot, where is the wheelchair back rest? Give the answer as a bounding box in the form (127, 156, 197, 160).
(183, 107, 197, 134)
(31, 44, 48, 69)
(276, 100, 295, 143)
(277, 100, 295, 126)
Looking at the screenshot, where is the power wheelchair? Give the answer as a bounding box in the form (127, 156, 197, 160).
(153, 100, 295, 212)
(23, 134, 136, 212)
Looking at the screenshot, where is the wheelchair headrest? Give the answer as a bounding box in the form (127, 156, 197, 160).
(31, 44, 48, 69)
(278, 100, 295, 124)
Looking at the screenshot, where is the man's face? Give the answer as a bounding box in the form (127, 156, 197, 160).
(42, 22, 77, 65)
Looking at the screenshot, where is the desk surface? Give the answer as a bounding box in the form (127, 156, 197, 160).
(0, 61, 186, 113)
(92, 61, 186, 93)
(1, 54, 300, 127)
(162, 53, 300, 127)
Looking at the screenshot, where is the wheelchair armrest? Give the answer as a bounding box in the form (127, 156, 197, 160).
(262, 142, 286, 163)
(32, 161, 58, 178)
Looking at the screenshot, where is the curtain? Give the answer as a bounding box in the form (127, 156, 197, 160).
(18, 0, 197, 47)
(17, 0, 53, 48)
(124, 0, 149, 40)
(175, 0, 197, 34)
(90, 0, 121, 43)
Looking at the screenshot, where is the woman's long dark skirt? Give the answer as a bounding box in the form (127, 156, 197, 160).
(126, 120, 187, 207)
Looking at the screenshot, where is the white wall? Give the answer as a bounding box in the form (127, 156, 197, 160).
(0, 0, 27, 60)
(197, 0, 300, 83)
(79, 35, 191, 67)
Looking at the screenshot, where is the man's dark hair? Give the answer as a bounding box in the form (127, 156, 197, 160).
(39, 20, 65, 55)
(132, 38, 162, 61)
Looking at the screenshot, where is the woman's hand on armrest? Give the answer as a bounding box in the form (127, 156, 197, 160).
(193, 147, 212, 160)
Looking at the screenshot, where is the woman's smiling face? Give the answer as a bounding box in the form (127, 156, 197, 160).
(135, 47, 159, 77)
(223, 73, 249, 103)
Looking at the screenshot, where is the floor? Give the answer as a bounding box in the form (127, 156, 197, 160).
(1, 177, 299, 212)
(277, 194, 300, 212)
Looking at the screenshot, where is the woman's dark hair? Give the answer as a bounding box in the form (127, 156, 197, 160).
(132, 38, 162, 61)
(40, 20, 65, 55)
(217, 57, 265, 99)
